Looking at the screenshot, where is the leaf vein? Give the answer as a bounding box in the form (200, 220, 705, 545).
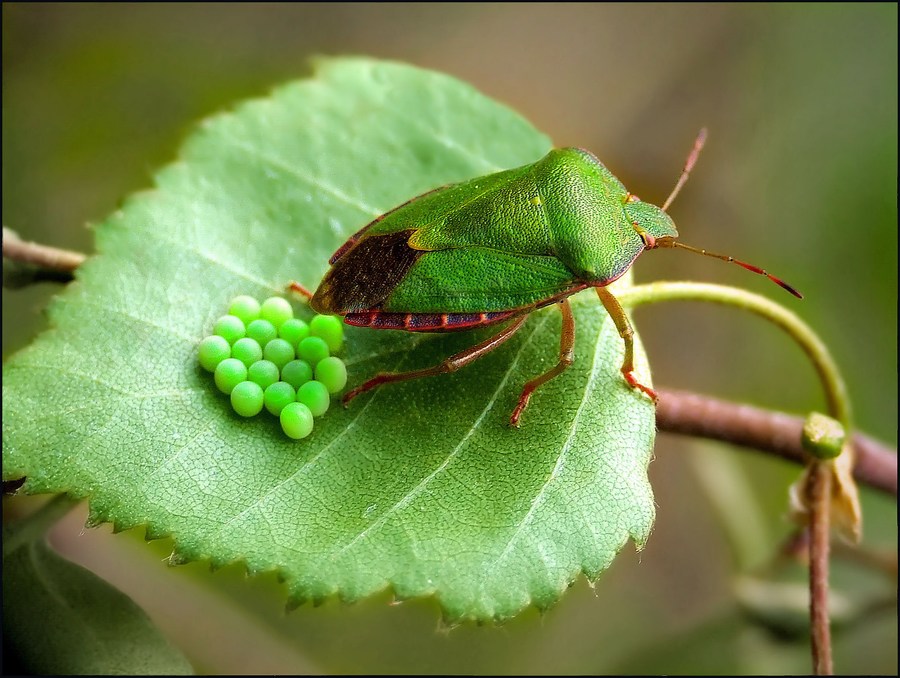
(482, 312, 607, 581)
(332, 314, 550, 557)
(128, 225, 277, 290)
(207, 357, 396, 537)
(74, 299, 198, 344)
(222, 137, 383, 218)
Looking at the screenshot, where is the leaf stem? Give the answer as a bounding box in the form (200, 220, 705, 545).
(2, 227, 86, 281)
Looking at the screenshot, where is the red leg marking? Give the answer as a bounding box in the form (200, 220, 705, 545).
(595, 286, 658, 405)
(623, 368, 658, 402)
(510, 384, 537, 428)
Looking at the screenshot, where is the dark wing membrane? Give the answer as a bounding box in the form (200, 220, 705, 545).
(311, 230, 423, 314)
(328, 185, 451, 265)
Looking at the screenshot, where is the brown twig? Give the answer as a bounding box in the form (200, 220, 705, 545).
(2, 226, 86, 277)
(808, 461, 833, 674)
(656, 388, 897, 497)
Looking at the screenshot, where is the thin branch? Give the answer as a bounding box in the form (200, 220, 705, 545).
(656, 388, 897, 497)
(2, 227, 86, 281)
(808, 461, 833, 674)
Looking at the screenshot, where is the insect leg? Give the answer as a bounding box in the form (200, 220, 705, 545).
(287, 281, 314, 301)
(509, 298, 576, 428)
(342, 314, 529, 405)
(594, 286, 658, 402)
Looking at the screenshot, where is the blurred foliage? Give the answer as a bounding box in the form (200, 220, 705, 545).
(3, 497, 193, 675)
(2, 3, 896, 674)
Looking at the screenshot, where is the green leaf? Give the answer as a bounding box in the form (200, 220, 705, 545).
(3, 498, 193, 675)
(2, 58, 655, 623)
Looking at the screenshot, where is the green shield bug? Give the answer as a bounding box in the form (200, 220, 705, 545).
(296, 130, 801, 427)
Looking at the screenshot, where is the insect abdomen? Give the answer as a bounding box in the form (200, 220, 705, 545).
(345, 310, 520, 332)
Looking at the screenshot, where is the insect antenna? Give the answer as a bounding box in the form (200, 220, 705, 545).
(656, 239, 803, 298)
(662, 128, 708, 212)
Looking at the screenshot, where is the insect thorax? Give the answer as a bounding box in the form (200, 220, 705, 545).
(533, 148, 646, 284)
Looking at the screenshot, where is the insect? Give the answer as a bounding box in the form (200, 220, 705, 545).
(296, 130, 801, 427)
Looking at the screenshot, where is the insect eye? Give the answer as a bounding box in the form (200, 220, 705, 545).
(625, 193, 641, 203)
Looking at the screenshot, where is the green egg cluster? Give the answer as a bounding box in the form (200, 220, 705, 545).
(197, 294, 347, 439)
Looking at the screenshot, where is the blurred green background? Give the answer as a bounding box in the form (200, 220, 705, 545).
(3, 3, 896, 674)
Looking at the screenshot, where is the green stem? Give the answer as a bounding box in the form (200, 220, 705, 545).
(619, 281, 849, 676)
(618, 281, 851, 429)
